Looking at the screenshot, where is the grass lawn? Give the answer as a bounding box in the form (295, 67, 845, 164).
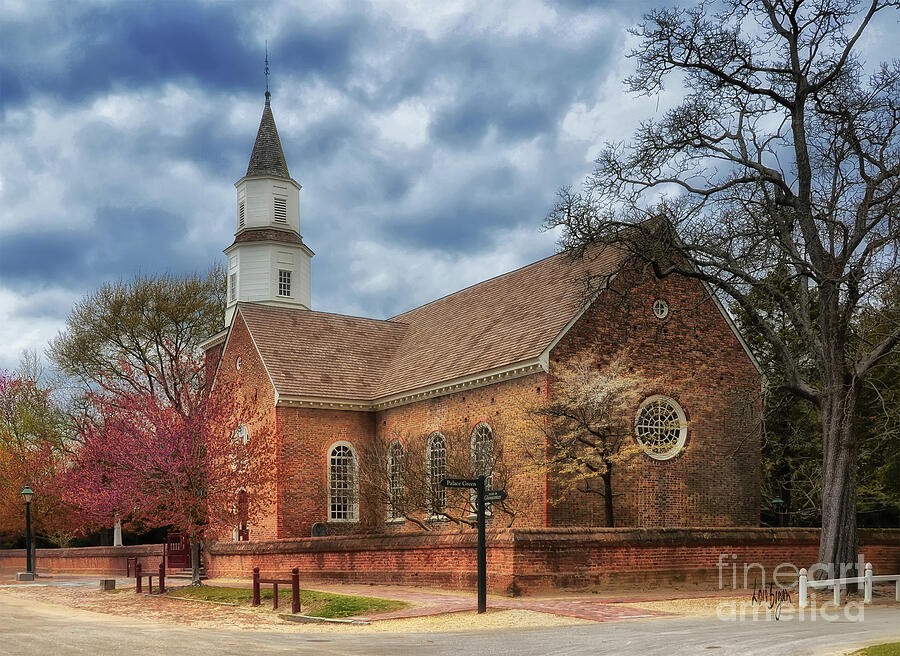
(165, 585, 408, 618)
(852, 644, 900, 656)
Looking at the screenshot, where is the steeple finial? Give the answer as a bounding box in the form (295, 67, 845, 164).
(264, 41, 270, 104)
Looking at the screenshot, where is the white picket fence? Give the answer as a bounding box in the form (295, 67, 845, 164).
(798, 563, 900, 608)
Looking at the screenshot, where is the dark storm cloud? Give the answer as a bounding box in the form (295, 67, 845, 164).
(0, 1, 371, 114)
(1, 3, 246, 111)
(420, 32, 616, 148)
(271, 14, 370, 85)
(0, 206, 199, 288)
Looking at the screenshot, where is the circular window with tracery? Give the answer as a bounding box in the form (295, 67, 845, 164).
(635, 395, 687, 460)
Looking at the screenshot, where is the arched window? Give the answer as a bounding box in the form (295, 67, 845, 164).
(236, 489, 249, 541)
(328, 442, 359, 522)
(471, 423, 494, 516)
(230, 425, 250, 473)
(388, 441, 405, 520)
(426, 432, 447, 517)
(470, 423, 494, 486)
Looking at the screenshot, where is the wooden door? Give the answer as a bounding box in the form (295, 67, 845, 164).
(165, 532, 190, 569)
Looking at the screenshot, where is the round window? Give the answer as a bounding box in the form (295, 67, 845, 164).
(652, 299, 669, 320)
(635, 395, 687, 460)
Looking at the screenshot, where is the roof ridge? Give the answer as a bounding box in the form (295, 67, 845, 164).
(238, 302, 409, 327)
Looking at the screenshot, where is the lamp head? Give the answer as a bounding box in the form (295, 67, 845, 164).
(20, 485, 34, 504)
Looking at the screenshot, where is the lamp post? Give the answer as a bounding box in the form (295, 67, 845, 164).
(17, 485, 35, 581)
(772, 496, 784, 527)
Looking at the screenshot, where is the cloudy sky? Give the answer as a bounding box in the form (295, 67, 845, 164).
(0, 1, 896, 371)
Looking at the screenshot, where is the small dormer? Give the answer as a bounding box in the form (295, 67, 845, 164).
(225, 91, 314, 325)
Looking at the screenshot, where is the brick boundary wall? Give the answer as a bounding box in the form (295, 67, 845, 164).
(205, 528, 900, 595)
(505, 527, 900, 593)
(0, 544, 163, 577)
(3, 530, 897, 595)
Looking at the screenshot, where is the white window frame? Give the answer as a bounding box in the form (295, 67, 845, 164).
(634, 395, 688, 460)
(230, 425, 250, 473)
(387, 441, 405, 522)
(426, 432, 447, 519)
(327, 441, 359, 522)
(278, 269, 292, 297)
(228, 273, 237, 303)
(470, 423, 494, 516)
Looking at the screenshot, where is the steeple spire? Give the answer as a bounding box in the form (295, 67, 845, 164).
(246, 87, 289, 178)
(227, 59, 313, 324)
(265, 40, 270, 102)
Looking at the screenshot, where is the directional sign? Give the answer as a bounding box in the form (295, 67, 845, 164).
(484, 489, 507, 503)
(441, 478, 479, 489)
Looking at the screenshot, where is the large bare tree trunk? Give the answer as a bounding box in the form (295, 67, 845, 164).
(190, 537, 203, 586)
(818, 382, 859, 578)
(602, 468, 614, 528)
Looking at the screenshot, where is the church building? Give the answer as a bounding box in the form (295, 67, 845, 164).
(203, 92, 763, 545)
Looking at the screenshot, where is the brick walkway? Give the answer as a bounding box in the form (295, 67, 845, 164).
(5, 573, 679, 623)
(282, 582, 672, 622)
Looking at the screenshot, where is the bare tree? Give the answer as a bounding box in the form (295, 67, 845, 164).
(359, 424, 516, 530)
(49, 265, 225, 414)
(518, 353, 646, 527)
(547, 1, 900, 573)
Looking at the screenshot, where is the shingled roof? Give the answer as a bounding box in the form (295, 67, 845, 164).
(245, 92, 291, 178)
(232, 247, 627, 404)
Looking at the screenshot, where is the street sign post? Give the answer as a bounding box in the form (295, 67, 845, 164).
(442, 476, 487, 613)
(474, 475, 486, 614)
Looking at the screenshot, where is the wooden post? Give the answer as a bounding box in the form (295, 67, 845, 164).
(833, 579, 840, 605)
(272, 583, 279, 610)
(798, 568, 808, 608)
(252, 567, 261, 606)
(135, 563, 142, 594)
(291, 568, 300, 614)
(158, 562, 166, 594)
(864, 563, 873, 604)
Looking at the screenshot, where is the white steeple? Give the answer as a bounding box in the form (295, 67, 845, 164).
(225, 90, 314, 325)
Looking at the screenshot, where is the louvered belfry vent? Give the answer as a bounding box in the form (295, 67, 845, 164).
(238, 201, 246, 229)
(274, 197, 287, 223)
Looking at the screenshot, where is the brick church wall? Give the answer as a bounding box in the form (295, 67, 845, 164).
(277, 406, 376, 539)
(213, 264, 761, 542)
(549, 268, 761, 528)
(212, 313, 279, 541)
(373, 374, 551, 533)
